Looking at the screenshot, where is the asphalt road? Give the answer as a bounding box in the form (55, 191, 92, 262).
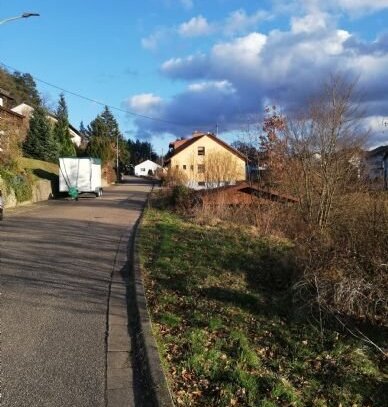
(0, 177, 153, 407)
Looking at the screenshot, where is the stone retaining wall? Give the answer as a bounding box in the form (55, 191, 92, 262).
(0, 176, 54, 208)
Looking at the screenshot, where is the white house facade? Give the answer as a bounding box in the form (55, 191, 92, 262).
(134, 160, 161, 176)
(11, 103, 82, 147)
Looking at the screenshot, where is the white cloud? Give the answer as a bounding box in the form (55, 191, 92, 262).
(212, 32, 267, 65)
(141, 30, 167, 50)
(291, 12, 328, 33)
(187, 80, 236, 94)
(128, 93, 163, 115)
(294, 0, 388, 16)
(133, 9, 388, 144)
(337, 0, 388, 13)
(178, 15, 213, 37)
(224, 9, 270, 35)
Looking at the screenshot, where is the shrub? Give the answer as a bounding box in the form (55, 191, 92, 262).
(162, 167, 188, 187)
(294, 192, 388, 324)
(0, 168, 33, 203)
(171, 185, 193, 210)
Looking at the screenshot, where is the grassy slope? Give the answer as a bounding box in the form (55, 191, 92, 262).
(18, 157, 58, 181)
(140, 208, 387, 407)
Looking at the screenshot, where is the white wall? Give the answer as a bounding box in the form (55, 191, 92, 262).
(134, 160, 161, 176)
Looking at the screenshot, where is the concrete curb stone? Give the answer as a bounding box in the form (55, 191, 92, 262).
(132, 190, 175, 407)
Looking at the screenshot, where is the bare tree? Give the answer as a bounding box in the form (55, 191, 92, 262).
(203, 150, 243, 188)
(284, 73, 368, 228)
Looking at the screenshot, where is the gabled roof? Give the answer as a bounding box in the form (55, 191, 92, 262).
(0, 105, 24, 119)
(134, 159, 161, 168)
(11, 102, 81, 138)
(366, 145, 388, 158)
(167, 132, 246, 163)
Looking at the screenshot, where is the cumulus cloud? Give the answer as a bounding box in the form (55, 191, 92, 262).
(336, 0, 388, 13)
(187, 80, 236, 94)
(294, 0, 388, 16)
(132, 10, 388, 145)
(128, 93, 163, 115)
(224, 9, 270, 35)
(178, 15, 213, 37)
(141, 29, 169, 50)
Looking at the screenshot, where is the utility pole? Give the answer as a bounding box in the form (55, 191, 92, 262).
(116, 132, 119, 183)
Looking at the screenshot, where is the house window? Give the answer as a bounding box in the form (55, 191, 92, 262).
(198, 164, 205, 173)
(183, 165, 187, 170)
(198, 146, 205, 156)
(198, 182, 206, 186)
(190, 165, 194, 170)
(141, 168, 145, 172)
(176, 165, 179, 169)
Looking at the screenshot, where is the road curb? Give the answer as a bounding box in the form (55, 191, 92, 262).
(131, 195, 175, 407)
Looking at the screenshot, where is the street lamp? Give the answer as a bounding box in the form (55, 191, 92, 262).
(0, 12, 40, 25)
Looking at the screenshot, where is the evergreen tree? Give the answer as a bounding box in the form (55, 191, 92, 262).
(86, 134, 114, 164)
(87, 114, 109, 139)
(127, 139, 157, 164)
(100, 106, 121, 140)
(23, 106, 58, 162)
(86, 107, 128, 165)
(53, 94, 76, 156)
(12, 71, 41, 106)
(79, 121, 89, 143)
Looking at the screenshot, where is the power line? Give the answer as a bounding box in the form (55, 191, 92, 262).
(0, 61, 215, 130)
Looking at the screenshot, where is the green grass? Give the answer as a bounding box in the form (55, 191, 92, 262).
(140, 208, 387, 406)
(18, 157, 58, 181)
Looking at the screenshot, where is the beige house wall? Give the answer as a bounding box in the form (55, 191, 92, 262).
(169, 135, 246, 188)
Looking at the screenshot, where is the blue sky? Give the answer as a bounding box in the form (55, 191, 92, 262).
(1, 0, 388, 153)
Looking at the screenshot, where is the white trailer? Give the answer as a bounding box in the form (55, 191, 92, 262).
(59, 157, 103, 198)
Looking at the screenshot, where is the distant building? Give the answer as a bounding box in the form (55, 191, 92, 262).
(165, 132, 246, 189)
(364, 145, 388, 188)
(134, 160, 161, 176)
(11, 103, 82, 147)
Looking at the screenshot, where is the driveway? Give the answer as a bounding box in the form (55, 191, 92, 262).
(0, 177, 153, 407)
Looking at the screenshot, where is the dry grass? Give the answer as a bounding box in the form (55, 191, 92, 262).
(140, 206, 387, 406)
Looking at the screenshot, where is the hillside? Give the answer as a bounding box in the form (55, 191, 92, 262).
(0, 67, 41, 107)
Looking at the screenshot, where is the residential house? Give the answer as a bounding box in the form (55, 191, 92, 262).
(364, 145, 388, 188)
(11, 103, 82, 147)
(165, 132, 246, 189)
(134, 159, 162, 176)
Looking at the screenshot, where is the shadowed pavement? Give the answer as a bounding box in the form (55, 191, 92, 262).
(0, 176, 153, 407)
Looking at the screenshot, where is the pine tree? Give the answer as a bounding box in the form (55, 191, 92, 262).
(12, 71, 41, 107)
(53, 94, 76, 157)
(23, 106, 59, 162)
(101, 106, 121, 140)
(86, 107, 126, 164)
(79, 121, 89, 143)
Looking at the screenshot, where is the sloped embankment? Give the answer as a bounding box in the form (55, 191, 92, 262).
(140, 207, 387, 407)
(0, 157, 58, 208)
